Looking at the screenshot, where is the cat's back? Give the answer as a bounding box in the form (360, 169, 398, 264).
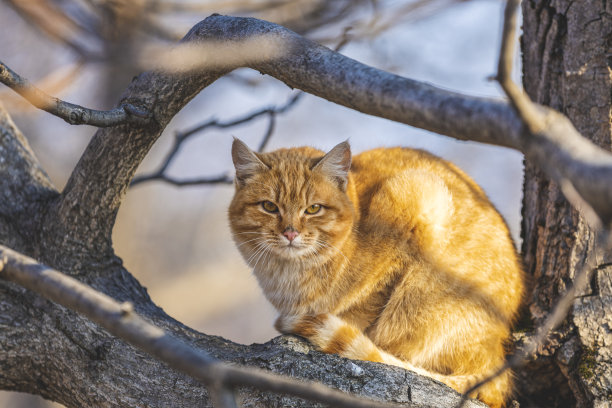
(349, 147, 523, 316)
(351, 147, 487, 207)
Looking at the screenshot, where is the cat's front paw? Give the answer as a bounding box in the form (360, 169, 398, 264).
(275, 313, 364, 357)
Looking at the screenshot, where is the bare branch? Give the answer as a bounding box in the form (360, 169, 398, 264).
(130, 92, 302, 187)
(258, 111, 277, 152)
(495, 0, 545, 135)
(176, 92, 301, 145)
(0, 61, 149, 127)
(0, 244, 414, 408)
(0, 61, 84, 113)
(131, 173, 233, 187)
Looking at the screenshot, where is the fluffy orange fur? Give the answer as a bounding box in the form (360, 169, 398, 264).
(228, 139, 524, 407)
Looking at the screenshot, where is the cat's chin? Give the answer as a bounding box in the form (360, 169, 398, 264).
(274, 245, 313, 261)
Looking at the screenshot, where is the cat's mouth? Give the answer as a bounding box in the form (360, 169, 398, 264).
(275, 242, 309, 258)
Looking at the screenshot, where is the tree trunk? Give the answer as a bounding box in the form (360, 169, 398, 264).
(520, 1, 612, 406)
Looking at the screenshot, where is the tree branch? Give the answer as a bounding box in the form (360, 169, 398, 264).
(130, 92, 301, 188)
(0, 61, 149, 126)
(495, 0, 545, 135)
(0, 244, 452, 408)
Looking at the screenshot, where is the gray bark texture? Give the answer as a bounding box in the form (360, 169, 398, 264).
(520, 0, 612, 407)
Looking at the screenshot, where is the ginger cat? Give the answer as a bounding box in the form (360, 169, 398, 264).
(228, 138, 524, 407)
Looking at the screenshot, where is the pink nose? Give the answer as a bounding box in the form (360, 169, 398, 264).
(283, 229, 299, 242)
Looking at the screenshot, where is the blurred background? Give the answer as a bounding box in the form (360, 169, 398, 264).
(0, 0, 522, 406)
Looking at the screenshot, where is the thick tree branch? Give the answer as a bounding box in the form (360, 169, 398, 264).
(0, 104, 57, 254)
(0, 244, 484, 408)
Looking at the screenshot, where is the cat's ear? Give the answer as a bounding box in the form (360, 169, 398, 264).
(232, 138, 268, 186)
(312, 140, 351, 190)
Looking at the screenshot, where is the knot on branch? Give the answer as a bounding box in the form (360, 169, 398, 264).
(68, 108, 88, 125)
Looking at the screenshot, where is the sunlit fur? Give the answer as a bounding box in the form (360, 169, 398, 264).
(228, 139, 524, 408)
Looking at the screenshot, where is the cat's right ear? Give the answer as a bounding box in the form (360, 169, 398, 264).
(232, 138, 268, 186)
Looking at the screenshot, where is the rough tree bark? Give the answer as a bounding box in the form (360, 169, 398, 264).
(520, 1, 612, 407)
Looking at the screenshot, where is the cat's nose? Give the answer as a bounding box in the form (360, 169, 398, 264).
(283, 227, 299, 242)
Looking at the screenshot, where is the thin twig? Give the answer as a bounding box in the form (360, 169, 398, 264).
(132, 174, 233, 187)
(257, 111, 276, 152)
(0, 61, 149, 127)
(130, 92, 302, 187)
(180, 92, 301, 142)
(495, 0, 545, 135)
(0, 245, 409, 408)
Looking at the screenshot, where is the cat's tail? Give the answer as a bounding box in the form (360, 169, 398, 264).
(276, 313, 510, 408)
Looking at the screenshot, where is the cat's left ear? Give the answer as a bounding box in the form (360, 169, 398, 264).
(312, 140, 351, 190)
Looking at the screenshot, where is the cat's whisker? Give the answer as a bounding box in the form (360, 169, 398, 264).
(245, 241, 270, 266)
(232, 231, 270, 237)
(235, 237, 267, 249)
(304, 247, 321, 267)
(252, 245, 273, 271)
(251, 242, 269, 266)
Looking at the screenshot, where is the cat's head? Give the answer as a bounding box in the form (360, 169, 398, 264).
(228, 138, 355, 269)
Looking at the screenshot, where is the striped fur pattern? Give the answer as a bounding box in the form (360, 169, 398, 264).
(228, 139, 524, 407)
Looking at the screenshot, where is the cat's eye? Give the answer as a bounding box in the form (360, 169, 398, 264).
(305, 204, 321, 215)
(261, 201, 279, 213)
